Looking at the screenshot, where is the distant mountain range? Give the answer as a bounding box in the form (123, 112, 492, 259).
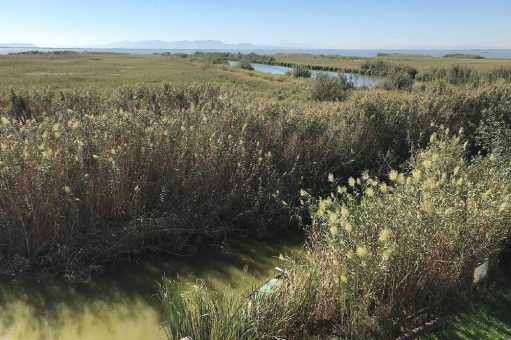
(94, 40, 285, 50)
(0, 43, 38, 48)
(0, 40, 288, 50)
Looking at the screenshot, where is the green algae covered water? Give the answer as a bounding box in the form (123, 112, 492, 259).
(0, 237, 302, 340)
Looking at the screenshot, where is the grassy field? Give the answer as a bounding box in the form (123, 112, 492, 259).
(2, 52, 510, 94)
(272, 53, 511, 72)
(0, 53, 298, 93)
(424, 281, 511, 339)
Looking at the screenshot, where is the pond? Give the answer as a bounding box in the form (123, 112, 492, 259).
(0, 237, 303, 340)
(228, 61, 381, 88)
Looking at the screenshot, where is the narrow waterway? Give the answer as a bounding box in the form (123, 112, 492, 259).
(0, 237, 303, 340)
(227, 61, 381, 88)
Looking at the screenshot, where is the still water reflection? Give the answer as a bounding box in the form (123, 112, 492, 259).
(0, 238, 302, 339)
(227, 61, 381, 88)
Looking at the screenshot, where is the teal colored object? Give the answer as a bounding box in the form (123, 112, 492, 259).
(250, 272, 287, 301)
(243, 270, 288, 316)
(257, 276, 284, 294)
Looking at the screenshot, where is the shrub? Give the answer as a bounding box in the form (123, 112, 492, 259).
(309, 73, 354, 101)
(306, 130, 511, 336)
(477, 108, 511, 164)
(443, 53, 485, 59)
(239, 61, 254, 71)
(447, 65, 478, 84)
(361, 60, 418, 79)
(380, 70, 414, 91)
(291, 65, 312, 78)
(361, 60, 392, 76)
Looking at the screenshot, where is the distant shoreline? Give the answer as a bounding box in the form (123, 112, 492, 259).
(2, 46, 511, 58)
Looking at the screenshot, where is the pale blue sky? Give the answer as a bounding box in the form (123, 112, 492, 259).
(0, 0, 510, 49)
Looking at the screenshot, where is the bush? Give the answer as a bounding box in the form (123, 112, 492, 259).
(309, 73, 354, 101)
(305, 130, 511, 336)
(380, 70, 414, 91)
(443, 53, 485, 59)
(291, 65, 312, 78)
(361, 60, 418, 79)
(361, 60, 392, 76)
(239, 61, 254, 71)
(477, 108, 511, 164)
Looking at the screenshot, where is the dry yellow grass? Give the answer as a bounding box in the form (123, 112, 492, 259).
(0, 53, 296, 92)
(273, 53, 511, 72)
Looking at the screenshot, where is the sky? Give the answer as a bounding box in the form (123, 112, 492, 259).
(0, 0, 510, 49)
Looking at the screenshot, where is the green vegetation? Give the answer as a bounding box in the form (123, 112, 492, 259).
(160, 271, 318, 340)
(238, 61, 254, 71)
(162, 128, 511, 339)
(443, 53, 485, 59)
(290, 65, 312, 78)
(361, 59, 418, 79)
(10, 50, 79, 55)
(418, 65, 511, 84)
(303, 129, 511, 337)
(269, 53, 511, 87)
(309, 72, 353, 101)
(417, 65, 479, 84)
(1, 52, 511, 338)
(1, 77, 511, 275)
(0, 53, 294, 92)
(380, 69, 415, 90)
(424, 281, 511, 339)
(423, 283, 511, 340)
(273, 53, 511, 73)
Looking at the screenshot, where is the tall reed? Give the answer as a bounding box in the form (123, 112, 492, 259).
(0, 82, 510, 273)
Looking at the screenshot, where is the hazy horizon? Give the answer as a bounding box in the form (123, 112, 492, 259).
(2, 40, 511, 51)
(1, 0, 510, 50)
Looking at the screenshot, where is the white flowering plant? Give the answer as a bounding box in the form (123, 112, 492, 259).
(304, 128, 511, 336)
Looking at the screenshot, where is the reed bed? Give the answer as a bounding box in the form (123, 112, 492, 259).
(0, 81, 510, 275)
(161, 128, 511, 339)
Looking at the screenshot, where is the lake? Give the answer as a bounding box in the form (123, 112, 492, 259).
(0, 238, 302, 340)
(228, 61, 381, 88)
(1, 47, 511, 58)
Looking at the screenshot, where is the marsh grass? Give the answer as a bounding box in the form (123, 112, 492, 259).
(160, 128, 511, 339)
(0, 53, 291, 93)
(160, 266, 320, 339)
(0, 81, 510, 274)
(361, 60, 418, 79)
(305, 129, 511, 337)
